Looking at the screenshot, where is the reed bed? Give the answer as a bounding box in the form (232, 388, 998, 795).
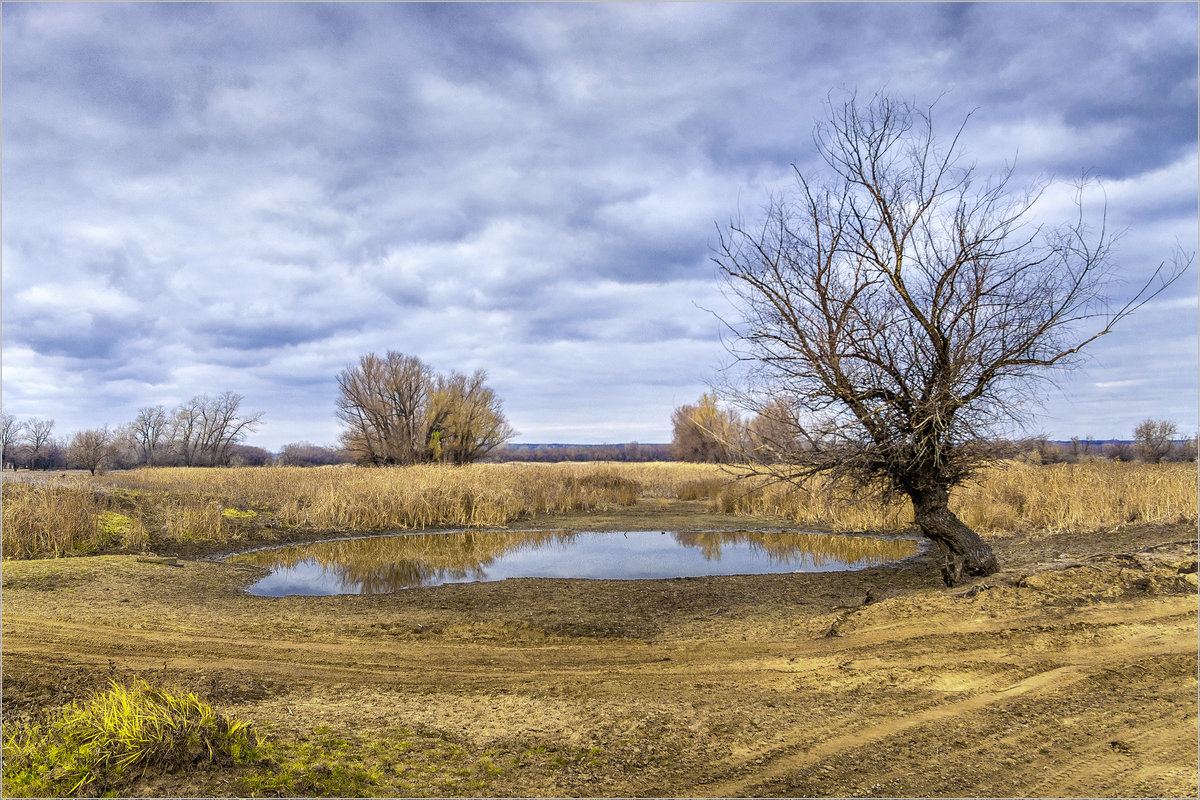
(952, 460, 1199, 534)
(708, 472, 914, 533)
(1, 480, 147, 559)
(706, 460, 1197, 535)
(102, 463, 643, 531)
(2, 460, 1194, 560)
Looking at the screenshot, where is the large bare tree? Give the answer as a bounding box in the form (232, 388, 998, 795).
(716, 93, 1188, 586)
(130, 405, 170, 466)
(337, 352, 434, 465)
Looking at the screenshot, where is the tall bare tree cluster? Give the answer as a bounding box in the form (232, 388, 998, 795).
(117, 393, 264, 467)
(714, 93, 1187, 585)
(672, 394, 813, 465)
(163, 392, 265, 467)
(2, 414, 63, 470)
(337, 351, 515, 466)
(2, 393, 265, 471)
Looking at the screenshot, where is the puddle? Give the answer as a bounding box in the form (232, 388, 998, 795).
(228, 530, 921, 596)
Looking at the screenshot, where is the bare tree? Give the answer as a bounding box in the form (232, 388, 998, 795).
(170, 396, 205, 466)
(715, 93, 1189, 586)
(130, 405, 170, 466)
(67, 426, 114, 475)
(337, 352, 434, 465)
(199, 392, 266, 466)
(745, 398, 806, 464)
(22, 417, 56, 470)
(169, 393, 264, 466)
(2, 413, 24, 468)
(1133, 418, 1178, 464)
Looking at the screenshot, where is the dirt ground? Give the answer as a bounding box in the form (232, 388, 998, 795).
(2, 500, 1197, 797)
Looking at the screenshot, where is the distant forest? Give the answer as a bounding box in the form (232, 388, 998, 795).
(487, 442, 672, 463)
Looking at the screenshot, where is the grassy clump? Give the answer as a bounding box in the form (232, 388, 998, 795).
(95, 511, 146, 551)
(2, 680, 262, 797)
(1, 483, 147, 559)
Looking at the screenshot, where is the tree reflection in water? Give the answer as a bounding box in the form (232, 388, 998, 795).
(230, 530, 919, 595)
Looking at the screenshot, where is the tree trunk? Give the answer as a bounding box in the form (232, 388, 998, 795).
(911, 487, 999, 587)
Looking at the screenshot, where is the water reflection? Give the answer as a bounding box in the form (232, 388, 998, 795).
(230, 530, 919, 596)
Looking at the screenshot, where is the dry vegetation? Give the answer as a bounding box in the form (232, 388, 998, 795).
(710, 460, 1199, 536)
(2, 461, 1195, 561)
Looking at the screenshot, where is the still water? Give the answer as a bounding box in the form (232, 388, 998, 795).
(229, 530, 921, 596)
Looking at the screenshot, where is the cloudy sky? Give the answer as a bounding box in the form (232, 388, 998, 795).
(3, 3, 1196, 450)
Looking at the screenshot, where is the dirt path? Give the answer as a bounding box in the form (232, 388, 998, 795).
(2, 509, 1196, 797)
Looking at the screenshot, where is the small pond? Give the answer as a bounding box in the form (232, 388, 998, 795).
(228, 530, 921, 596)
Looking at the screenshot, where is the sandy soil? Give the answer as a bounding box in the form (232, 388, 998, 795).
(2, 502, 1196, 797)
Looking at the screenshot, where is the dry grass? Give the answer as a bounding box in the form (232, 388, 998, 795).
(707, 460, 1198, 535)
(2, 460, 1194, 560)
(708, 472, 914, 533)
(1, 481, 147, 559)
(103, 463, 642, 531)
(953, 460, 1199, 535)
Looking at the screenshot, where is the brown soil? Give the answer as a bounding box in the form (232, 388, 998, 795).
(2, 502, 1196, 797)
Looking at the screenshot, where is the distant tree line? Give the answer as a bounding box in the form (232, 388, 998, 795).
(277, 441, 351, 467)
(1019, 419, 1197, 464)
(2, 392, 268, 473)
(670, 396, 1197, 466)
(3, 345, 523, 473)
(485, 442, 672, 463)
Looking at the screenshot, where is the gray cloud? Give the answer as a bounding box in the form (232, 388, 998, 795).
(3, 3, 1195, 447)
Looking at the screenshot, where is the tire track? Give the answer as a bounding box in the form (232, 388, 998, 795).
(1024, 714, 1198, 797)
(692, 663, 1087, 797)
(690, 629, 1196, 797)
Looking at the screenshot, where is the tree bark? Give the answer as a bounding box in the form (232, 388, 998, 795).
(911, 488, 999, 587)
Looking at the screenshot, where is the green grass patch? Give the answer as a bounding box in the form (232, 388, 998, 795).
(2, 680, 262, 797)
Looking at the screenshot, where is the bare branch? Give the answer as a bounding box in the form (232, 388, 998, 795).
(713, 92, 1191, 586)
